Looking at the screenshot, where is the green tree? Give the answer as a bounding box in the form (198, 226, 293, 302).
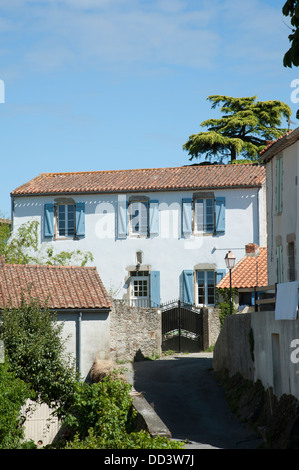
(0, 361, 33, 449)
(183, 95, 291, 163)
(0, 220, 93, 266)
(0, 294, 77, 412)
(282, 1, 299, 67)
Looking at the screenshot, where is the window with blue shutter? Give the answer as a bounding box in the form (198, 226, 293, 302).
(215, 197, 225, 234)
(76, 202, 85, 237)
(182, 199, 193, 236)
(44, 203, 54, 238)
(194, 198, 214, 233)
(197, 270, 217, 305)
(149, 200, 159, 236)
(183, 270, 194, 304)
(150, 271, 160, 307)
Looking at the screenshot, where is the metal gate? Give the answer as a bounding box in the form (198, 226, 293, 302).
(161, 300, 203, 353)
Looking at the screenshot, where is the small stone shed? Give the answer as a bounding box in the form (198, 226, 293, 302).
(0, 256, 112, 380)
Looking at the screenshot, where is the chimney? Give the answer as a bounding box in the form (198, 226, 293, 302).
(0, 255, 5, 267)
(245, 243, 260, 257)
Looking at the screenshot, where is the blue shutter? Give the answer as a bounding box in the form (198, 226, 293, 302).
(44, 203, 54, 238)
(182, 198, 193, 236)
(216, 269, 226, 286)
(76, 202, 85, 237)
(117, 197, 127, 238)
(276, 158, 282, 213)
(149, 200, 159, 236)
(183, 270, 194, 304)
(150, 271, 160, 307)
(215, 197, 225, 234)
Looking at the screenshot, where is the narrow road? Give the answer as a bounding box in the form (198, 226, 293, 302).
(132, 352, 262, 449)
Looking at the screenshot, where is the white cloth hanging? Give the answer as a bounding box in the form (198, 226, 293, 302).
(275, 281, 299, 320)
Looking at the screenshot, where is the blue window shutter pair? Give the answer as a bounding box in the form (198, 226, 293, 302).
(182, 197, 225, 235)
(44, 202, 85, 238)
(183, 269, 226, 305)
(117, 199, 159, 238)
(150, 271, 160, 307)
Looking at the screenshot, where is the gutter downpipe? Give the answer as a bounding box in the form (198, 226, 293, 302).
(77, 312, 82, 380)
(256, 187, 260, 246)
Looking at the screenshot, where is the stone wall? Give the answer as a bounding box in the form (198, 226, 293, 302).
(213, 312, 254, 381)
(206, 307, 221, 348)
(110, 300, 162, 362)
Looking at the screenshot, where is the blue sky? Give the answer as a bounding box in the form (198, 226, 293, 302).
(0, 0, 298, 216)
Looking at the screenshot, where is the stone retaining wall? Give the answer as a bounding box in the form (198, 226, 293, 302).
(110, 300, 162, 362)
(213, 312, 254, 381)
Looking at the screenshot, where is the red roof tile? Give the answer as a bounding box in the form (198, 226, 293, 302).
(0, 259, 111, 310)
(11, 164, 266, 196)
(259, 128, 299, 162)
(217, 247, 268, 289)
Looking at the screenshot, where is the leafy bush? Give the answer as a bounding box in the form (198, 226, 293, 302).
(0, 295, 77, 412)
(216, 287, 238, 326)
(66, 428, 184, 449)
(0, 361, 33, 449)
(63, 373, 134, 440)
(61, 373, 184, 450)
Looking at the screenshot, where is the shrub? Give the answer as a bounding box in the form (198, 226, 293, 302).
(0, 361, 33, 449)
(62, 373, 184, 450)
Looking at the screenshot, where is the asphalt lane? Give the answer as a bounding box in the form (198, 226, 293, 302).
(132, 352, 262, 449)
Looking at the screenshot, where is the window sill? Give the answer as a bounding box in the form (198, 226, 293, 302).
(53, 236, 76, 241)
(129, 234, 148, 239)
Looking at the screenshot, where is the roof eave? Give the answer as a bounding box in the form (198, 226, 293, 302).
(10, 183, 266, 198)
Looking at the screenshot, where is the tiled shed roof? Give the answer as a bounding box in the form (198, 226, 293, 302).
(217, 246, 268, 289)
(11, 164, 266, 196)
(0, 257, 112, 310)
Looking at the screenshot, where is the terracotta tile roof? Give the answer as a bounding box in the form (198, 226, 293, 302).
(11, 164, 266, 196)
(0, 218, 11, 225)
(0, 258, 112, 310)
(217, 246, 268, 289)
(259, 128, 299, 163)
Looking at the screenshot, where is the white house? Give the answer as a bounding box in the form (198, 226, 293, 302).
(259, 128, 299, 287)
(10, 164, 266, 308)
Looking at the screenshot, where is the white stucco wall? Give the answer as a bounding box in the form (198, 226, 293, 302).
(265, 142, 299, 286)
(56, 310, 110, 381)
(252, 310, 299, 400)
(11, 186, 265, 305)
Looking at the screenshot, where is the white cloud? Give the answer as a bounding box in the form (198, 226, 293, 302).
(0, 0, 290, 77)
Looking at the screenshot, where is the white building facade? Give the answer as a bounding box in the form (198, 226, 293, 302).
(259, 128, 299, 287)
(11, 164, 266, 308)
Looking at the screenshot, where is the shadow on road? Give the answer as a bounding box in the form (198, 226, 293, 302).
(132, 353, 261, 449)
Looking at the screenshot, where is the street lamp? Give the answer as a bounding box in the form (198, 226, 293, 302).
(225, 251, 236, 315)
